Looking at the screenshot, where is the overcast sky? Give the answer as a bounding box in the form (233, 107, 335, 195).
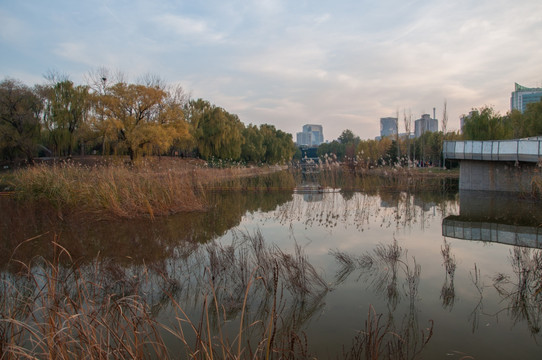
(1, 0, 541, 140)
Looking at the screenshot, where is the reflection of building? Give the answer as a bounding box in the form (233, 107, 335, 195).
(303, 193, 324, 202)
(511, 83, 542, 113)
(380, 117, 398, 138)
(414, 114, 438, 138)
(296, 124, 324, 146)
(295, 182, 324, 202)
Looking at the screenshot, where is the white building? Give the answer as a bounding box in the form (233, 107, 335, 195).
(296, 124, 324, 146)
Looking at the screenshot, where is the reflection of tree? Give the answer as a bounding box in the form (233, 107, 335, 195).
(0, 190, 293, 269)
(493, 247, 542, 335)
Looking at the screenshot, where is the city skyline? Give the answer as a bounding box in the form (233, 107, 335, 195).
(1, 0, 541, 141)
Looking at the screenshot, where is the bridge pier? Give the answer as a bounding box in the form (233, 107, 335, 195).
(459, 160, 540, 193)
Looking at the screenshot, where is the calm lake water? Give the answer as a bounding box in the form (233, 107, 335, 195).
(2, 173, 542, 359)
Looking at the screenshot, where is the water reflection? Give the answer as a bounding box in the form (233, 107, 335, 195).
(442, 190, 542, 340)
(442, 190, 542, 248)
(0, 190, 294, 268)
(331, 239, 420, 310)
(331, 239, 435, 359)
(494, 247, 542, 335)
(3, 182, 542, 358)
(440, 239, 457, 310)
(273, 189, 458, 232)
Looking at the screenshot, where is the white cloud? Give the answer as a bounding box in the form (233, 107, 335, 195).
(153, 14, 224, 42)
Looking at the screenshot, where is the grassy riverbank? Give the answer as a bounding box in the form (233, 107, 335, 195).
(0, 157, 290, 219)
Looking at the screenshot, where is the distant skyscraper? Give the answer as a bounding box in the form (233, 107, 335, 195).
(296, 124, 324, 146)
(380, 117, 398, 138)
(414, 114, 438, 138)
(511, 83, 542, 113)
(296, 132, 312, 146)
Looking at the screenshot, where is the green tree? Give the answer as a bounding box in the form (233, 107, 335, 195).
(507, 109, 526, 138)
(42, 80, 90, 156)
(523, 99, 542, 136)
(338, 129, 361, 146)
(188, 99, 245, 160)
(260, 124, 296, 164)
(318, 129, 361, 162)
(317, 140, 345, 161)
(462, 107, 511, 140)
(0, 78, 42, 163)
(241, 124, 265, 163)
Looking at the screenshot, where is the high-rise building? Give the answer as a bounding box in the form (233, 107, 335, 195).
(414, 114, 438, 138)
(380, 117, 398, 138)
(296, 132, 312, 146)
(511, 83, 542, 113)
(296, 124, 324, 146)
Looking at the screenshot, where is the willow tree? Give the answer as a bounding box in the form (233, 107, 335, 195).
(462, 107, 510, 140)
(99, 82, 189, 160)
(159, 85, 192, 155)
(260, 124, 296, 164)
(42, 80, 90, 156)
(0, 78, 42, 163)
(187, 99, 245, 160)
(523, 99, 542, 136)
(241, 124, 265, 163)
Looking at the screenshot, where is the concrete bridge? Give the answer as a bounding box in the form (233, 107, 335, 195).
(443, 138, 542, 193)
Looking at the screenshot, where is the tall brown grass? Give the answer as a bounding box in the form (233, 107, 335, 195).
(2, 160, 290, 219)
(1, 239, 168, 359)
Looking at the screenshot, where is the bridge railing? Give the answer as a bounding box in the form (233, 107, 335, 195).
(442, 217, 542, 249)
(443, 139, 542, 163)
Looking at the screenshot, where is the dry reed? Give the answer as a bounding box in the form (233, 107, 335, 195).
(1, 230, 439, 359)
(0, 239, 168, 359)
(2, 160, 289, 219)
(1, 231, 329, 359)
